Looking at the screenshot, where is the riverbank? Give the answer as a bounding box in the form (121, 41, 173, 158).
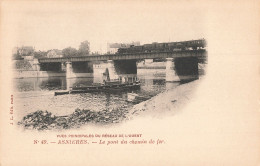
(129, 79, 200, 118)
(17, 78, 199, 130)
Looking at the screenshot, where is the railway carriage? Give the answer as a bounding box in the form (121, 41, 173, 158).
(143, 44, 154, 52)
(130, 45, 143, 53)
(116, 39, 206, 54)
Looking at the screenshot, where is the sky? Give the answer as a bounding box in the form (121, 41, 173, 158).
(2, 1, 206, 53)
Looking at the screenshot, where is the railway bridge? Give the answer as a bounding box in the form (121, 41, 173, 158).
(35, 49, 207, 82)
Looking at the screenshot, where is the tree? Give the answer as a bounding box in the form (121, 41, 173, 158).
(12, 47, 34, 59)
(62, 47, 78, 57)
(33, 51, 47, 59)
(19, 47, 34, 56)
(78, 40, 90, 56)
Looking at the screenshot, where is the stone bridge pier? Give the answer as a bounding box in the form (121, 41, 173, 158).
(166, 57, 199, 82)
(106, 60, 118, 80)
(110, 60, 137, 81)
(66, 62, 73, 78)
(93, 60, 137, 83)
(33, 59, 41, 71)
(166, 58, 180, 82)
(65, 61, 93, 78)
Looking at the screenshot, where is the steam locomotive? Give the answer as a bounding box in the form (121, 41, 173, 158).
(117, 39, 206, 54)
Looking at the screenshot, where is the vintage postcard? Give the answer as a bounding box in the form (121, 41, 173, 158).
(0, 0, 259, 166)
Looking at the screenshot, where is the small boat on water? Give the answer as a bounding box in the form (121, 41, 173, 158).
(127, 93, 138, 101)
(54, 91, 70, 96)
(54, 80, 141, 96)
(126, 92, 152, 103)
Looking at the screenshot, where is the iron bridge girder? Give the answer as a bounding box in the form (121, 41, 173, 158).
(38, 49, 207, 63)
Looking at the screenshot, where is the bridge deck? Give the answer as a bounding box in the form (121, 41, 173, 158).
(38, 49, 207, 63)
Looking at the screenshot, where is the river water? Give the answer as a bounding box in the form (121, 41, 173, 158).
(14, 70, 180, 121)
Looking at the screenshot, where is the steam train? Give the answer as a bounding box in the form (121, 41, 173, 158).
(117, 39, 206, 54)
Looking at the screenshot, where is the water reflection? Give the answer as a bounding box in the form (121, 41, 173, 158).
(24, 77, 172, 95)
(15, 77, 66, 91)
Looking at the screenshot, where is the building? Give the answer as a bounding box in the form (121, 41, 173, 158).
(46, 49, 63, 58)
(107, 41, 140, 54)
